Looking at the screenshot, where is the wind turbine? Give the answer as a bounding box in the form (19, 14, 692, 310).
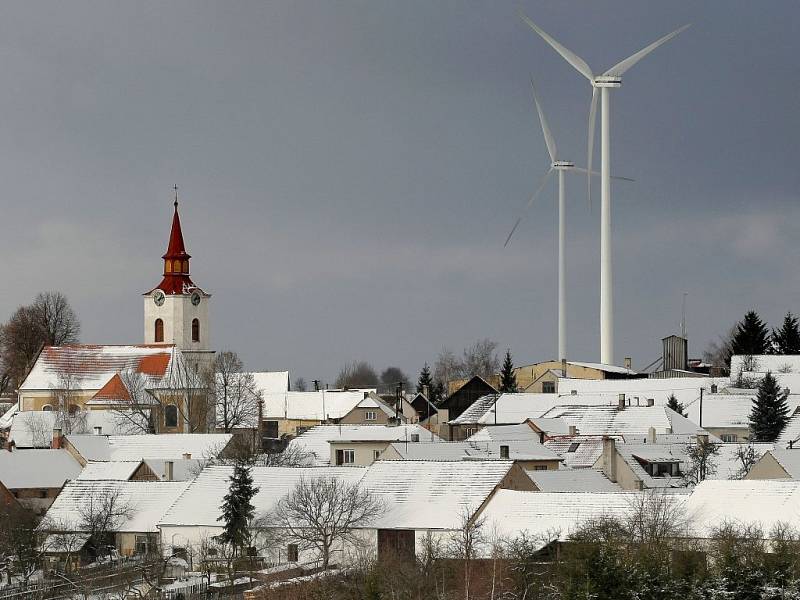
(520, 13, 689, 365)
(505, 77, 632, 363)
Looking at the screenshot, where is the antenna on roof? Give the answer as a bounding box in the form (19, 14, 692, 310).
(681, 292, 688, 339)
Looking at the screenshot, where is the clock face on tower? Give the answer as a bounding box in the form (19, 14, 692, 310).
(153, 290, 165, 306)
(191, 291, 201, 306)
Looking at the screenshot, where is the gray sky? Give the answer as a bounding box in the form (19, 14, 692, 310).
(1, 1, 798, 384)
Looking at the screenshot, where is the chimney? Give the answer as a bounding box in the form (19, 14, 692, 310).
(182, 453, 191, 460)
(710, 384, 718, 394)
(624, 357, 632, 370)
(617, 394, 626, 410)
(648, 427, 656, 444)
(51, 427, 62, 450)
(790, 440, 794, 450)
(164, 461, 174, 481)
(646, 398, 654, 407)
(696, 433, 709, 446)
(561, 358, 568, 378)
(93, 426, 102, 435)
(602, 437, 617, 482)
(500, 445, 510, 459)
(568, 425, 577, 436)
(423, 384, 430, 399)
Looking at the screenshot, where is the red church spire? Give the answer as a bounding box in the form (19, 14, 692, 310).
(148, 186, 199, 295)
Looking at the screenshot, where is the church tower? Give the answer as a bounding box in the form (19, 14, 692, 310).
(144, 189, 214, 371)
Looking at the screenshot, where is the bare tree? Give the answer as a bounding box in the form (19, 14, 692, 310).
(461, 338, 499, 381)
(114, 369, 157, 434)
(250, 444, 315, 467)
(153, 352, 214, 433)
(50, 369, 88, 435)
(733, 443, 760, 479)
(0, 503, 40, 585)
(684, 436, 722, 485)
(335, 361, 378, 389)
(704, 326, 736, 372)
(433, 347, 460, 393)
(210, 351, 261, 433)
(267, 477, 384, 569)
(0, 291, 80, 394)
(77, 489, 132, 560)
(293, 377, 307, 392)
(448, 507, 486, 600)
(380, 367, 409, 389)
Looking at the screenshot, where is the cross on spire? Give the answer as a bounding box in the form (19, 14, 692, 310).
(173, 184, 179, 208)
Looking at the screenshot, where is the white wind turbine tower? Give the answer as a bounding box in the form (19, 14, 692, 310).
(520, 13, 689, 365)
(505, 77, 632, 362)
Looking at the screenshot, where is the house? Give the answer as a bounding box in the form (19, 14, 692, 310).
(0, 449, 82, 515)
(477, 489, 644, 554)
(745, 449, 800, 480)
(78, 458, 203, 482)
(355, 459, 534, 561)
(252, 371, 291, 395)
(286, 424, 438, 466)
(437, 376, 497, 427)
(260, 390, 374, 439)
(338, 396, 408, 425)
(544, 436, 610, 469)
(60, 432, 233, 466)
(595, 434, 774, 490)
(157, 465, 367, 562)
(447, 394, 575, 440)
(408, 392, 438, 425)
(7, 409, 149, 448)
(41, 479, 188, 560)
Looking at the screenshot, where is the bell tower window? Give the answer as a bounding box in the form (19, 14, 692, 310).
(165, 261, 172, 273)
(155, 319, 164, 343)
(174, 259, 182, 274)
(192, 319, 200, 342)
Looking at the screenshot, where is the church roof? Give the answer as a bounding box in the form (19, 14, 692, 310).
(162, 201, 190, 260)
(91, 373, 132, 402)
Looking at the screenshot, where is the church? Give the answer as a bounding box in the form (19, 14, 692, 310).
(8, 193, 218, 437)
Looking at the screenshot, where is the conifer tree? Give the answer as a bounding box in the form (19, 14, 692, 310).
(666, 393, 686, 417)
(731, 310, 770, 357)
(771, 312, 800, 355)
(750, 371, 790, 442)
(217, 461, 259, 554)
(416, 363, 442, 404)
(499, 349, 518, 393)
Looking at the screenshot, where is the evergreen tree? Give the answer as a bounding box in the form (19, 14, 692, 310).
(749, 371, 790, 442)
(666, 393, 686, 417)
(217, 461, 259, 554)
(416, 363, 443, 404)
(771, 312, 800, 355)
(731, 310, 770, 357)
(499, 349, 518, 393)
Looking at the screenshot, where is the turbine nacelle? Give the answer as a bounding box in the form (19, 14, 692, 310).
(593, 76, 621, 88)
(553, 160, 575, 169)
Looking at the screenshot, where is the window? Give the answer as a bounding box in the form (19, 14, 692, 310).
(155, 319, 164, 343)
(183, 260, 189, 273)
(365, 410, 377, 421)
(68, 404, 80, 416)
(264, 421, 279, 439)
(192, 319, 200, 343)
(287, 544, 299, 563)
(135, 535, 149, 555)
(165, 404, 178, 428)
(373, 450, 381, 461)
(500, 445, 509, 458)
(567, 442, 580, 453)
(336, 449, 355, 465)
(542, 381, 556, 394)
(41, 404, 53, 412)
(534, 465, 548, 471)
(410, 434, 419, 442)
(465, 427, 477, 438)
(174, 259, 182, 273)
(165, 260, 172, 273)
(721, 434, 738, 443)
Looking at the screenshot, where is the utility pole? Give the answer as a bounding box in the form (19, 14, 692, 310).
(312, 379, 320, 392)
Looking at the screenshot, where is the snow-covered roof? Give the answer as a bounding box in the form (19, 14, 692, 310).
(20, 345, 179, 391)
(541, 405, 703, 438)
(730, 355, 800, 378)
(287, 425, 439, 466)
(556, 376, 727, 410)
(687, 480, 800, 536)
(0, 403, 18, 429)
(143, 458, 204, 481)
(0, 449, 82, 489)
(479, 489, 648, 547)
(261, 391, 367, 421)
(159, 465, 366, 527)
(467, 423, 541, 444)
(449, 394, 499, 424)
(685, 392, 800, 430)
(66, 433, 232, 462)
(359, 460, 514, 530)
(252, 371, 290, 395)
(8, 410, 149, 448)
(385, 438, 560, 462)
(526, 469, 621, 492)
(45, 480, 189, 532)
(777, 412, 800, 447)
(565, 361, 638, 375)
(544, 436, 608, 469)
(77, 461, 142, 481)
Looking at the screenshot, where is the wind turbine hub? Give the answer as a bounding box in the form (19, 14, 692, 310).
(594, 75, 621, 88)
(553, 160, 575, 169)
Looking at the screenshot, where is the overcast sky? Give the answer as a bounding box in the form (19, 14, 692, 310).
(1, 1, 798, 384)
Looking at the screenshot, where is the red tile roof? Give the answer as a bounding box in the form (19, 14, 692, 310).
(91, 373, 131, 402)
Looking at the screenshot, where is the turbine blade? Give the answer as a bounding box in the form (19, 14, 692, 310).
(504, 168, 554, 247)
(519, 12, 595, 82)
(571, 167, 635, 182)
(587, 87, 598, 211)
(530, 76, 557, 163)
(603, 24, 691, 77)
